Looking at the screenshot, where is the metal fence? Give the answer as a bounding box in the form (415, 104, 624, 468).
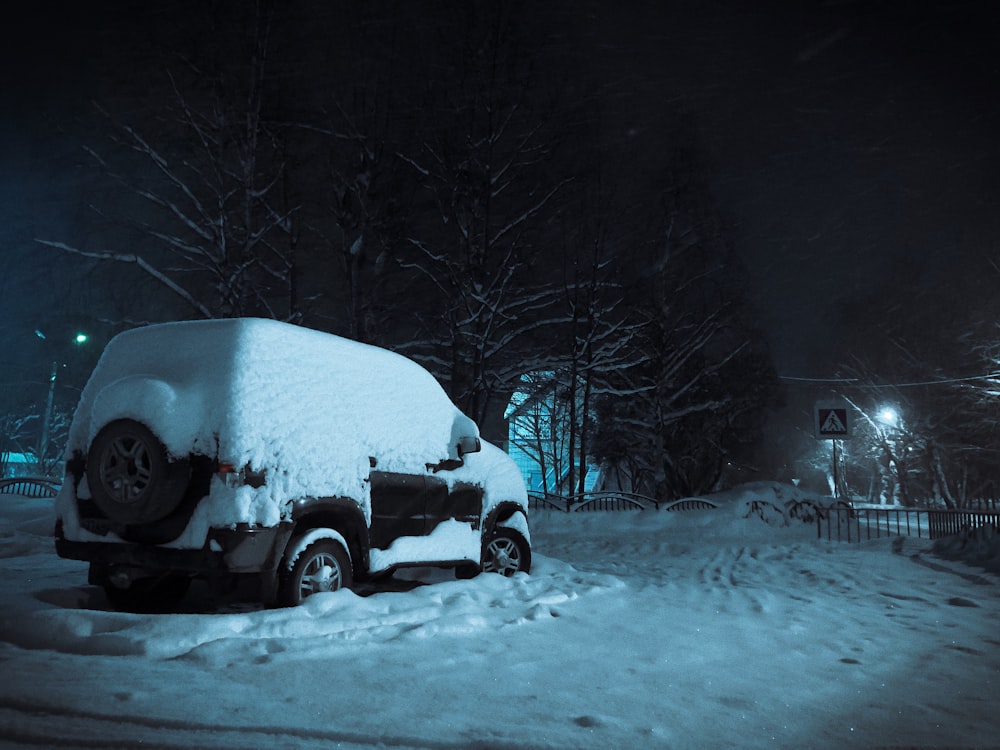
(817, 505, 1000, 543)
(528, 490, 1000, 545)
(0, 476, 61, 498)
(527, 491, 661, 512)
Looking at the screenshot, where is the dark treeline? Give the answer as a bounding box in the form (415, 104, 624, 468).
(821, 252, 1000, 509)
(17, 0, 779, 499)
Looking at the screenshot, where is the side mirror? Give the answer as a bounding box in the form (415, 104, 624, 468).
(456, 435, 481, 457)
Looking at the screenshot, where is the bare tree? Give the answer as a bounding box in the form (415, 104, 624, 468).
(393, 4, 569, 436)
(549, 180, 652, 494)
(830, 255, 1000, 509)
(590, 125, 779, 500)
(294, 95, 413, 344)
(0, 404, 71, 477)
(38, 3, 303, 321)
(1, 411, 39, 476)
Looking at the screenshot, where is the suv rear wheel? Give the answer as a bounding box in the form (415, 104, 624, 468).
(87, 419, 190, 525)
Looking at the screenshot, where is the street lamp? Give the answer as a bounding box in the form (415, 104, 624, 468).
(878, 406, 898, 427)
(36, 330, 89, 474)
(36, 329, 88, 346)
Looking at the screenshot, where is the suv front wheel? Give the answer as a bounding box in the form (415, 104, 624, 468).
(278, 538, 354, 607)
(482, 528, 531, 577)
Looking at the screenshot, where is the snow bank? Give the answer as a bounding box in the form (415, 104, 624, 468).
(933, 521, 1000, 574)
(6, 486, 1000, 749)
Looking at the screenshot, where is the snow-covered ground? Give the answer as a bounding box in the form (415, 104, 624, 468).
(1, 484, 998, 749)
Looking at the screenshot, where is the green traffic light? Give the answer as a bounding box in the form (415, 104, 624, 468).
(74, 333, 89, 345)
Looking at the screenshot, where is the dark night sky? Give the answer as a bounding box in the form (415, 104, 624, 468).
(588, 1, 1000, 372)
(3, 1, 999, 385)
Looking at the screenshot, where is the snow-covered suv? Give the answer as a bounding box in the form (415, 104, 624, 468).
(54, 318, 531, 611)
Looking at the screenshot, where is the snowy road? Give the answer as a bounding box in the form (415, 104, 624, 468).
(1, 489, 998, 749)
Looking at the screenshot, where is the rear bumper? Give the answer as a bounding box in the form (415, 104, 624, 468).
(55, 521, 292, 576)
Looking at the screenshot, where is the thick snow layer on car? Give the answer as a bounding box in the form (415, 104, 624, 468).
(63, 318, 512, 538)
(369, 519, 480, 571)
(442, 441, 528, 515)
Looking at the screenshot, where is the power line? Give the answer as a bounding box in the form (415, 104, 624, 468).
(780, 376, 859, 383)
(779, 373, 1000, 388)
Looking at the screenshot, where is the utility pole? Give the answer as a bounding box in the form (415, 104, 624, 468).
(39, 361, 57, 474)
(34, 330, 89, 475)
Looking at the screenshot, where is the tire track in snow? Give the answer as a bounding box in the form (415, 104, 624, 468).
(905, 552, 998, 587)
(0, 700, 558, 750)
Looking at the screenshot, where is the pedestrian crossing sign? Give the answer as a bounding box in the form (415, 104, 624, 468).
(815, 401, 850, 439)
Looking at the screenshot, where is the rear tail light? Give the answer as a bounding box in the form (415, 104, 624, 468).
(217, 462, 266, 488)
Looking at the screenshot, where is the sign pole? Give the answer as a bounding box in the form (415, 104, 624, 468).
(815, 400, 850, 500)
(832, 440, 838, 499)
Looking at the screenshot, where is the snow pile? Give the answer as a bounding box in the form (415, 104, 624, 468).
(933, 521, 1000, 574)
(672, 480, 840, 529)
(711, 483, 1000, 576)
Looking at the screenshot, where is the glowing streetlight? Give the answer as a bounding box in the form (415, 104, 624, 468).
(878, 407, 898, 427)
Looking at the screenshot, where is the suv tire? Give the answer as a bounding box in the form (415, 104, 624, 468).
(482, 527, 531, 577)
(278, 538, 354, 607)
(87, 419, 190, 525)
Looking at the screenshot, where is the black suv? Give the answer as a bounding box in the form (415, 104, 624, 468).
(55, 319, 531, 611)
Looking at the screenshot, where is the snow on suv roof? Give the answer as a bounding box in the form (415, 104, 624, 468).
(68, 318, 479, 508)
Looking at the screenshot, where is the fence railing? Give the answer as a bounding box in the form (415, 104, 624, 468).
(527, 491, 661, 512)
(817, 506, 1000, 543)
(528, 491, 1000, 544)
(0, 476, 61, 498)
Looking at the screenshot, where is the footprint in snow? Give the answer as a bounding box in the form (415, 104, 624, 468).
(946, 597, 978, 607)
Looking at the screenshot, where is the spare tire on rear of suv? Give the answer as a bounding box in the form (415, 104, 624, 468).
(87, 419, 191, 525)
